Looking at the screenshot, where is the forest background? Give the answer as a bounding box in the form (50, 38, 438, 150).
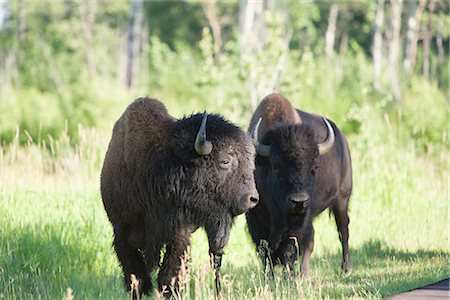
(0, 0, 448, 299)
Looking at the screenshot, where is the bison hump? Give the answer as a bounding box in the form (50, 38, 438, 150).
(121, 98, 176, 171)
(249, 93, 301, 139)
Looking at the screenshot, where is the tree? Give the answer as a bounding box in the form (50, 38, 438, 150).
(202, 0, 222, 56)
(126, 0, 144, 90)
(373, 0, 384, 92)
(325, 0, 339, 62)
(387, 0, 402, 101)
(423, 0, 436, 80)
(78, 0, 97, 78)
(403, 0, 427, 74)
(239, 0, 266, 57)
(239, 0, 266, 108)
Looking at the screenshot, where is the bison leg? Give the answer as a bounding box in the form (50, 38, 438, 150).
(246, 212, 269, 251)
(332, 199, 353, 273)
(299, 225, 314, 277)
(157, 228, 192, 298)
(257, 239, 274, 280)
(113, 226, 151, 298)
(246, 213, 274, 279)
(278, 234, 300, 277)
(205, 215, 232, 297)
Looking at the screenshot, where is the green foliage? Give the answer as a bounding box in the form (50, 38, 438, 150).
(285, 0, 321, 51)
(144, 1, 208, 50)
(400, 76, 449, 155)
(0, 79, 130, 144)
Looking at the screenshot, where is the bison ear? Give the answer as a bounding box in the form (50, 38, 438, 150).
(170, 125, 201, 163)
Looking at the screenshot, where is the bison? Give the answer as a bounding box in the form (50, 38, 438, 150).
(246, 93, 353, 277)
(100, 98, 259, 298)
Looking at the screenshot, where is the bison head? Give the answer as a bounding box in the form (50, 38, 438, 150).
(171, 113, 259, 217)
(252, 118, 334, 216)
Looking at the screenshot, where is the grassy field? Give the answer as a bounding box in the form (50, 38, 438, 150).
(0, 103, 448, 300)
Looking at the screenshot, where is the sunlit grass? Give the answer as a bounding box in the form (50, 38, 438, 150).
(0, 107, 448, 299)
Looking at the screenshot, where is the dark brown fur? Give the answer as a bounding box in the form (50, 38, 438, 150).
(101, 98, 258, 297)
(246, 93, 353, 276)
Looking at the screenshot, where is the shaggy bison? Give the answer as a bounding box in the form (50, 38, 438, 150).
(100, 98, 259, 297)
(246, 93, 353, 277)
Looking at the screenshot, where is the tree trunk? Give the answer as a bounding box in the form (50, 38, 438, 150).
(18, 0, 25, 44)
(325, 0, 339, 62)
(435, 12, 444, 62)
(447, 5, 450, 104)
(126, 0, 144, 90)
(432, 10, 444, 81)
(202, 0, 222, 56)
(139, 22, 150, 89)
(239, 0, 265, 57)
(339, 31, 349, 58)
(448, 15, 450, 103)
(423, 0, 435, 80)
(373, 0, 384, 92)
(239, 0, 266, 108)
(16, 0, 26, 69)
(387, 0, 402, 101)
(404, 0, 427, 73)
(79, 0, 97, 78)
(404, 0, 417, 72)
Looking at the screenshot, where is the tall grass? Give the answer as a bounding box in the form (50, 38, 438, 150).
(0, 95, 448, 299)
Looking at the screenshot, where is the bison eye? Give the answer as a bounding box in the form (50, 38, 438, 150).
(220, 159, 231, 169)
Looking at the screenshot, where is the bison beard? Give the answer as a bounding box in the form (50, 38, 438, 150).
(100, 98, 258, 298)
(246, 93, 353, 278)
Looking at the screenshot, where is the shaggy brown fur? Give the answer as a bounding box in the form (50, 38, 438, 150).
(101, 98, 259, 298)
(246, 93, 353, 277)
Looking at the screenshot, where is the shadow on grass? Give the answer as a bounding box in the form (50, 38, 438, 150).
(221, 239, 449, 299)
(331, 240, 448, 298)
(0, 222, 125, 299)
(2, 223, 448, 299)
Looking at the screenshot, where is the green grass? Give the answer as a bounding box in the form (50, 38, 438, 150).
(0, 106, 448, 299)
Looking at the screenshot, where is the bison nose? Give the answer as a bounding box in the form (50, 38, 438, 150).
(287, 192, 310, 208)
(246, 192, 259, 210)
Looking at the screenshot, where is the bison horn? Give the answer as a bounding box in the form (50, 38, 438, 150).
(195, 114, 213, 156)
(251, 117, 271, 157)
(318, 117, 335, 155)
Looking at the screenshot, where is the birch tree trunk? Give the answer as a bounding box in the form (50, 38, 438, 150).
(432, 10, 444, 80)
(423, 0, 435, 80)
(448, 15, 450, 103)
(239, 0, 265, 57)
(239, 0, 266, 108)
(325, 0, 339, 62)
(387, 0, 402, 101)
(435, 12, 444, 62)
(79, 0, 97, 78)
(202, 0, 222, 56)
(373, 0, 384, 92)
(404, 0, 427, 73)
(126, 0, 144, 90)
(16, 0, 26, 70)
(18, 0, 25, 45)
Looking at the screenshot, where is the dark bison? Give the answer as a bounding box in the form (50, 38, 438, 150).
(246, 93, 353, 277)
(100, 98, 259, 297)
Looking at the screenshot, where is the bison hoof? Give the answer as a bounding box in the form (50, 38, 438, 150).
(341, 261, 354, 274)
